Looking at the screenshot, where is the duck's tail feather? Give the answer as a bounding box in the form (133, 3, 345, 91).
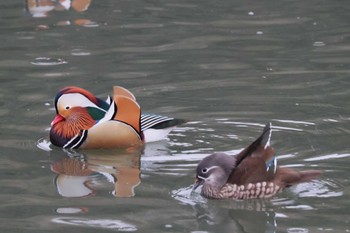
(141, 113, 186, 131)
(141, 114, 186, 142)
(275, 167, 322, 187)
(236, 122, 273, 165)
(149, 118, 187, 129)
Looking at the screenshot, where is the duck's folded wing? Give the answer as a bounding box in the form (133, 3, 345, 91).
(228, 123, 276, 184)
(228, 146, 276, 185)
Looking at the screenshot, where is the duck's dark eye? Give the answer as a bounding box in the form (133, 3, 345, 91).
(202, 168, 208, 173)
(65, 106, 70, 110)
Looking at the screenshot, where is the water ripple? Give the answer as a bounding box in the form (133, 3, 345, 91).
(51, 217, 137, 231)
(172, 186, 207, 206)
(216, 120, 304, 132)
(121, 23, 164, 29)
(71, 49, 91, 56)
(293, 179, 344, 198)
(112, 35, 234, 52)
(304, 153, 350, 162)
(36, 138, 52, 152)
(31, 57, 67, 66)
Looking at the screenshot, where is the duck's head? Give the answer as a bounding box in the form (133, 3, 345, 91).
(193, 153, 237, 197)
(50, 86, 109, 146)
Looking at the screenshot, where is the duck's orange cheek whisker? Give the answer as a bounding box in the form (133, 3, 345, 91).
(51, 114, 65, 126)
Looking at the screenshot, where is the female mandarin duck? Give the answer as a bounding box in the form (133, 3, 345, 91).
(50, 86, 185, 149)
(193, 123, 321, 199)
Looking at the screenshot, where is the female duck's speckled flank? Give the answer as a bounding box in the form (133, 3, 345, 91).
(193, 123, 321, 199)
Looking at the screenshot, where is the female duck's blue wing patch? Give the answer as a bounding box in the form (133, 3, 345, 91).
(266, 155, 277, 173)
(263, 122, 276, 174)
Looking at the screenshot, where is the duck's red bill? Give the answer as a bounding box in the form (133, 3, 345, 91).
(51, 114, 64, 126)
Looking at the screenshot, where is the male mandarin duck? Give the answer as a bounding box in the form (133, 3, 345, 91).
(193, 123, 321, 199)
(50, 86, 185, 149)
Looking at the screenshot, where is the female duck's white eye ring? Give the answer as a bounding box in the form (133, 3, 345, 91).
(65, 106, 70, 110)
(202, 168, 208, 173)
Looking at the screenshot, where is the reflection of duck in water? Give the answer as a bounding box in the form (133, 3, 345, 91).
(193, 201, 277, 233)
(26, 0, 91, 18)
(51, 149, 141, 197)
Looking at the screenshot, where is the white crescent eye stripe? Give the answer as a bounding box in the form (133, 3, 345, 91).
(198, 166, 221, 180)
(58, 93, 107, 112)
(204, 166, 220, 173)
(198, 167, 221, 181)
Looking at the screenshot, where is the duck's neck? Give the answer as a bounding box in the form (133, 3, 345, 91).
(201, 183, 223, 199)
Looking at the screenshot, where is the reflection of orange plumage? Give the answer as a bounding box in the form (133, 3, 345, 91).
(89, 152, 141, 197)
(51, 150, 142, 198)
(26, 0, 56, 18)
(27, 0, 55, 8)
(51, 158, 94, 176)
(115, 167, 140, 197)
(74, 19, 92, 26)
(72, 0, 91, 12)
(27, 0, 91, 18)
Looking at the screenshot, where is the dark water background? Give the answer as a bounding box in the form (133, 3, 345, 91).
(1, 0, 349, 232)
